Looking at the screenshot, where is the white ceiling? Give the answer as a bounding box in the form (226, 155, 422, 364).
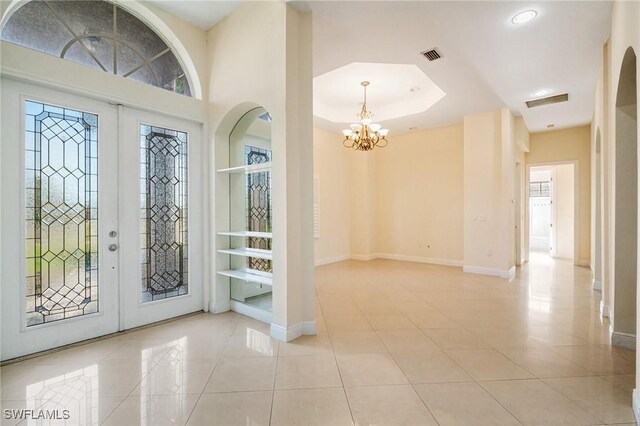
(149, 0, 612, 135)
(314, 62, 446, 124)
(146, 0, 244, 30)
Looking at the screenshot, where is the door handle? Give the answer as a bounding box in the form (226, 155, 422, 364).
(108, 244, 118, 252)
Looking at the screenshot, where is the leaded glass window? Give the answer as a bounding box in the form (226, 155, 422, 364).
(1, 0, 191, 96)
(140, 124, 188, 303)
(245, 146, 272, 272)
(529, 181, 550, 197)
(25, 100, 99, 326)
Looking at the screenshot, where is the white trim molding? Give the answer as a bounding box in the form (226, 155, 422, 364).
(633, 389, 640, 425)
(315, 255, 351, 266)
(301, 321, 317, 335)
(374, 253, 463, 267)
(230, 300, 271, 324)
(350, 254, 377, 261)
(270, 321, 317, 342)
(210, 300, 231, 314)
(501, 266, 516, 279)
(600, 300, 610, 318)
(592, 279, 602, 291)
(270, 323, 301, 342)
(611, 331, 636, 350)
(463, 265, 515, 279)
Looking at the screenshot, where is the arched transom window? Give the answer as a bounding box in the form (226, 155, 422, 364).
(1, 0, 191, 96)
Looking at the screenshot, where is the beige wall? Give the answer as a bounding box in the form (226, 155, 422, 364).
(313, 124, 464, 266)
(527, 126, 592, 264)
(208, 2, 315, 337)
(462, 108, 518, 276)
(375, 124, 464, 264)
(313, 127, 351, 264)
(590, 0, 640, 397)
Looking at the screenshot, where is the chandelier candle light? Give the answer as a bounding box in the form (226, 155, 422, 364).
(342, 81, 389, 151)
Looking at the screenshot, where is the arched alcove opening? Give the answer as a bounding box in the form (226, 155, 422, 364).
(211, 103, 276, 324)
(613, 47, 637, 348)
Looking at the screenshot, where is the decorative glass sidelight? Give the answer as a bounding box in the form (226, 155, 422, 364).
(245, 146, 272, 272)
(25, 100, 99, 326)
(140, 124, 188, 302)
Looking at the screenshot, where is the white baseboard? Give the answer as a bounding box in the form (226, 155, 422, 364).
(210, 299, 230, 314)
(592, 279, 602, 291)
(315, 254, 351, 266)
(576, 259, 591, 267)
(633, 389, 640, 425)
(374, 253, 463, 267)
(501, 266, 516, 279)
(611, 331, 636, 350)
(463, 265, 515, 279)
(600, 300, 610, 318)
(301, 321, 317, 335)
(350, 254, 376, 261)
(270, 323, 301, 342)
(230, 300, 272, 324)
(270, 321, 317, 342)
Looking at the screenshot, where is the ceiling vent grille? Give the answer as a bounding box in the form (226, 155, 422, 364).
(421, 48, 442, 61)
(526, 93, 569, 108)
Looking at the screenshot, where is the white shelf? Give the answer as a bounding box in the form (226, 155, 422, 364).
(217, 269, 273, 286)
(217, 162, 272, 174)
(218, 231, 273, 238)
(217, 247, 273, 260)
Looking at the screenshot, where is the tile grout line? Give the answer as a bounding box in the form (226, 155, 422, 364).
(320, 294, 357, 426)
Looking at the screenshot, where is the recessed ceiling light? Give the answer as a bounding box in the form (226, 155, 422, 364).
(533, 89, 550, 97)
(512, 10, 537, 25)
(410, 87, 421, 92)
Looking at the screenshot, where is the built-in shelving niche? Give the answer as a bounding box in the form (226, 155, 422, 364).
(216, 107, 273, 322)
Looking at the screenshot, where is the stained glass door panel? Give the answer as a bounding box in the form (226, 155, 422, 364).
(25, 101, 100, 326)
(246, 146, 272, 273)
(118, 108, 202, 330)
(1, 80, 119, 361)
(140, 124, 188, 303)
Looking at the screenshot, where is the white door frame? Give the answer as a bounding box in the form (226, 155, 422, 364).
(1, 74, 207, 359)
(526, 161, 580, 264)
(515, 161, 522, 266)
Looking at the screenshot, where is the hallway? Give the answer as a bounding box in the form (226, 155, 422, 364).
(1, 257, 635, 425)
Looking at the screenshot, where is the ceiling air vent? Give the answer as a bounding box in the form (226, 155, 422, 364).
(526, 93, 569, 108)
(421, 48, 442, 61)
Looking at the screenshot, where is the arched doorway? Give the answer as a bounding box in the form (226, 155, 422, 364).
(612, 47, 637, 349)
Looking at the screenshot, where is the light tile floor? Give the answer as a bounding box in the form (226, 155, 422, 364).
(1, 253, 636, 425)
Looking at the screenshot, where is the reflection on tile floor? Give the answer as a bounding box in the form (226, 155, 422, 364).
(1, 253, 636, 425)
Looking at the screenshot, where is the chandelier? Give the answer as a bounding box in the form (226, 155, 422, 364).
(342, 81, 389, 151)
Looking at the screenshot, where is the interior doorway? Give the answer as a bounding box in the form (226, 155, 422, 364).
(528, 163, 576, 262)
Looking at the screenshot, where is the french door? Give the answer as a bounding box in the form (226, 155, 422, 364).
(0, 79, 203, 360)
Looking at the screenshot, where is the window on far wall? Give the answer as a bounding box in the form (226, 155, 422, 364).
(1, 0, 191, 96)
(529, 181, 550, 197)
